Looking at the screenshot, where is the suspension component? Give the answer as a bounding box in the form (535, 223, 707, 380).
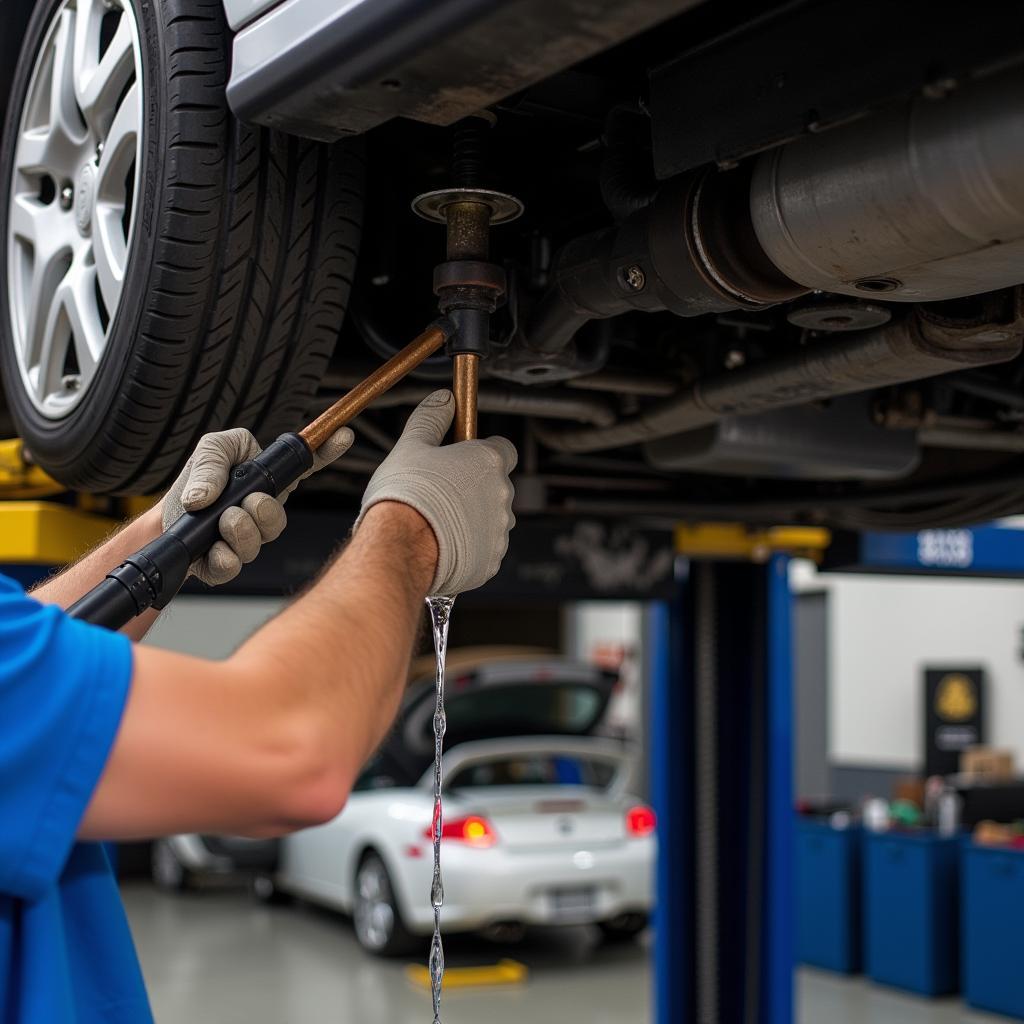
(413, 115, 523, 441)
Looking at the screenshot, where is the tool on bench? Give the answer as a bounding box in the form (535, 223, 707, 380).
(68, 319, 455, 629)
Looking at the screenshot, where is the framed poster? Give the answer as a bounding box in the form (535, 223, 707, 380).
(923, 667, 985, 776)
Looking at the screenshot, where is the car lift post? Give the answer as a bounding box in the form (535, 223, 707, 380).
(648, 526, 829, 1024)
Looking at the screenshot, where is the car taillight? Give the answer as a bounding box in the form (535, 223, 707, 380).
(626, 805, 656, 837)
(423, 814, 497, 848)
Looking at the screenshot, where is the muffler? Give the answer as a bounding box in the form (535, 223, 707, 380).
(750, 66, 1024, 302)
(505, 65, 1024, 383)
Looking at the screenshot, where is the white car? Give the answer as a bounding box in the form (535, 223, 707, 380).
(259, 652, 656, 955)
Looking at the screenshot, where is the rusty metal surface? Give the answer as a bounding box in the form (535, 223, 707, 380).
(298, 322, 450, 451)
(444, 200, 492, 261)
(452, 353, 480, 441)
(229, 0, 701, 141)
(412, 188, 523, 227)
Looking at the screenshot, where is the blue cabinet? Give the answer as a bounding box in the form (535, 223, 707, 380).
(797, 821, 862, 973)
(863, 832, 959, 996)
(963, 844, 1024, 1019)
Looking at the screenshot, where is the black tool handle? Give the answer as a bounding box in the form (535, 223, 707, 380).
(67, 433, 314, 629)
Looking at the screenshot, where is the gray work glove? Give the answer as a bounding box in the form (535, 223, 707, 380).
(163, 426, 355, 586)
(355, 390, 517, 596)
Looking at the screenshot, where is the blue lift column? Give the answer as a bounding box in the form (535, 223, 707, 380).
(650, 527, 827, 1024)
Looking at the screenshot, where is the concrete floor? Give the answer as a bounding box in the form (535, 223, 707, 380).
(123, 884, 1013, 1024)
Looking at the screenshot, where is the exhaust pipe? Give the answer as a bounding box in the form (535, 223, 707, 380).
(534, 292, 1024, 453)
(750, 67, 1024, 302)
(490, 166, 805, 383)
(502, 66, 1024, 391)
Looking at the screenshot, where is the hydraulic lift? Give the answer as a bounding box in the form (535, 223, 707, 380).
(647, 526, 829, 1024)
(648, 519, 1024, 1024)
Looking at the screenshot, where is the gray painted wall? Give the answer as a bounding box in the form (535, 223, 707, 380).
(795, 592, 829, 800)
(794, 588, 912, 806)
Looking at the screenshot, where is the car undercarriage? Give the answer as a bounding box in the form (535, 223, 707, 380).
(3, 0, 1024, 529)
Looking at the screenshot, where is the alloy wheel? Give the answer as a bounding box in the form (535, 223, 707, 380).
(6, 0, 142, 417)
(354, 858, 396, 950)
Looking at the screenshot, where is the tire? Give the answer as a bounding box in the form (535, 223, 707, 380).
(0, 0, 363, 494)
(598, 911, 649, 942)
(251, 872, 291, 905)
(151, 838, 192, 892)
(352, 851, 419, 957)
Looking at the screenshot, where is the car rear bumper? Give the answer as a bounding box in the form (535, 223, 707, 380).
(397, 837, 655, 933)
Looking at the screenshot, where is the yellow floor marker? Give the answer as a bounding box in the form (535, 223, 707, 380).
(405, 959, 528, 990)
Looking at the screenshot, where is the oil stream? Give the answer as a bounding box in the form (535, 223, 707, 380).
(426, 595, 454, 1024)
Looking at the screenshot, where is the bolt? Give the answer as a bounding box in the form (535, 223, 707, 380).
(724, 349, 746, 369)
(451, 117, 490, 188)
(95, 140, 104, 157)
(621, 265, 646, 292)
(61, 374, 81, 392)
(59, 184, 73, 210)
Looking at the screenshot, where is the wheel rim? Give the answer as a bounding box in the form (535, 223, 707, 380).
(354, 859, 395, 950)
(153, 841, 183, 888)
(253, 875, 274, 900)
(6, 0, 143, 418)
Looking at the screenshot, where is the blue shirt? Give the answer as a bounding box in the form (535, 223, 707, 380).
(0, 574, 152, 1022)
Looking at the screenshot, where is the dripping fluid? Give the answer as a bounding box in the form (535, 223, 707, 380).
(426, 595, 454, 1024)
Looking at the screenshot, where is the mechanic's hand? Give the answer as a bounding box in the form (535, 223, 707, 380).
(355, 390, 517, 596)
(163, 426, 355, 585)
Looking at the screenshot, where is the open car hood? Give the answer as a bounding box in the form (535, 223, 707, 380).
(376, 656, 618, 784)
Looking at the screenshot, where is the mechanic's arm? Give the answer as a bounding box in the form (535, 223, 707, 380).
(78, 391, 516, 840)
(30, 426, 353, 642)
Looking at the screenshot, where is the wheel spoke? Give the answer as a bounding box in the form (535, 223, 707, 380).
(50, 11, 86, 148)
(15, 205, 73, 366)
(73, 2, 134, 138)
(33, 253, 103, 404)
(14, 129, 51, 176)
(34, 286, 71, 402)
(93, 80, 138, 312)
(16, 10, 85, 178)
(9, 193, 45, 249)
(61, 254, 104, 371)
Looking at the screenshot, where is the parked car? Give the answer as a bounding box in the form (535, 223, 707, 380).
(149, 833, 278, 892)
(4, 0, 1024, 528)
(255, 650, 655, 955)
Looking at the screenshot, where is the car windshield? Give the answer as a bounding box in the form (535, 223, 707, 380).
(447, 752, 619, 791)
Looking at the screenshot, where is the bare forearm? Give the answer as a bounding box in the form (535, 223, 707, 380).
(31, 504, 163, 640)
(233, 501, 438, 797)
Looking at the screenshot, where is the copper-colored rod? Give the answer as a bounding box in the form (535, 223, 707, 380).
(452, 353, 480, 441)
(299, 323, 450, 451)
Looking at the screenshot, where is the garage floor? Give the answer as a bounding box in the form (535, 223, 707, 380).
(123, 885, 1009, 1024)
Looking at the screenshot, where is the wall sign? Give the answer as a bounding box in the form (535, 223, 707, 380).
(923, 667, 985, 776)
